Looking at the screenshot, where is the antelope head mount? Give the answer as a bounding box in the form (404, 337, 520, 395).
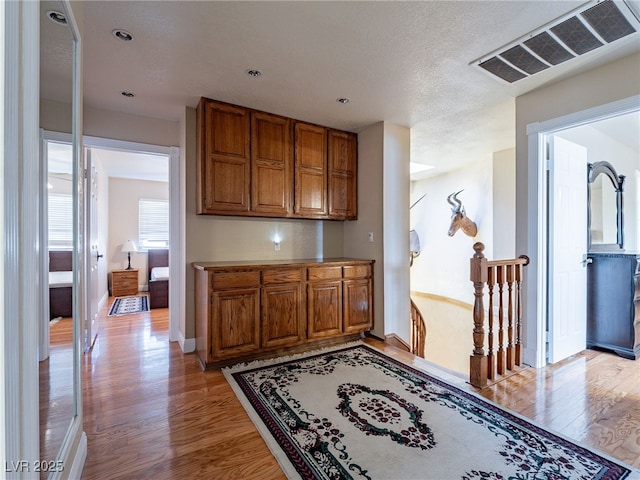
(447, 190, 477, 237)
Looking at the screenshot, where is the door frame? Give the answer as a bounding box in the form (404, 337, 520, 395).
(525, 94, 640, 368)
(83, 136, 184, 347)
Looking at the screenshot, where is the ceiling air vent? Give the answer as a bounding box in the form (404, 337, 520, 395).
(473, 0, 640, 84)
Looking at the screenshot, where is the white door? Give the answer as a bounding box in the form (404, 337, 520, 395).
(548, 136, 588, 363)
(85, 150, 101, 351)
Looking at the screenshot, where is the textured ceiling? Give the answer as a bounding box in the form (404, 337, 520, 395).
(41, 1, 640, 177)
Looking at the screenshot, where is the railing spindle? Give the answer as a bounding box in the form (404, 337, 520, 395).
(496, 265, 505, 376)
(506, 264, 515, 370)
(487, 266, 495, 380)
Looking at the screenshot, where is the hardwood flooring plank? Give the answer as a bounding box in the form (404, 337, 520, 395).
(78, 301, 640, 478)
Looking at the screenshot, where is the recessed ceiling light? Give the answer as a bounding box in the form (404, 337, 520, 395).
(112, 29, 134, 42)
(336, 97, 350, 104)
(121, 91, 135, 98)
(246, 69, 262, 78)
(46, 10, 67, 25)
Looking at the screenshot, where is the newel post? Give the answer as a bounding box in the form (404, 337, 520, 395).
(470, 242, 488, 388)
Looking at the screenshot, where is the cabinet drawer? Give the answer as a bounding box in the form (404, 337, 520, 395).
(263, 268, 302, 284)
(307, 266, 342, 281)
(116, 271, 138, 282)
(343, 264, 370, 279)
(212, 271, 260, 289)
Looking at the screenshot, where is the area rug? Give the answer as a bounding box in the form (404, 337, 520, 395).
(108, 295, 149, 316)
(224, 343, 637, 480)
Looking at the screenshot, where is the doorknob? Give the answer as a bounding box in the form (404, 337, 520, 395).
(581, 254, 593, 267)
(96, 251, 104, 260)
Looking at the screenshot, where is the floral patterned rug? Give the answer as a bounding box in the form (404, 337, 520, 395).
(224, 343, 637, 480)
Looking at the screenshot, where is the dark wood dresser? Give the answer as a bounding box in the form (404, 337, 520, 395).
(587, 252, 640, 360)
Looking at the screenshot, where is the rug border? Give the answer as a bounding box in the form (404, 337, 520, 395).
(222, 341, 365, 480)
(223, 342, 640, 479)
(107, 294, 149, 317)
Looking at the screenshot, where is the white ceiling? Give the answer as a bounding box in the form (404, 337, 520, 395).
(41, 1, 640, 180)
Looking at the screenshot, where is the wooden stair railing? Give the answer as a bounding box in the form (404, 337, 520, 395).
(410, 299, 426, 358)
(469, 242, 529, 388)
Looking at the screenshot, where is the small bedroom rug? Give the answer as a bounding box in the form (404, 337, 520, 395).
(108, 295, 149, 316)
(223, 343, 636, 480)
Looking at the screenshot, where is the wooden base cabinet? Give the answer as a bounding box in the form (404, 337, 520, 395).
(261, 267, 304, 349)
(193, 259, 373, 368)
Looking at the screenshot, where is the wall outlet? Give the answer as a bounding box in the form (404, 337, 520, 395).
(368, 232, 374, 243)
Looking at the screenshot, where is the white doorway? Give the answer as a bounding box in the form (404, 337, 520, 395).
(82, 136, 182, 349)
(528, 96, 640, 367)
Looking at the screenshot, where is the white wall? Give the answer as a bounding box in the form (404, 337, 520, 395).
(383, 123, 411, 341)
(557, 124, 639, 251)
(410, 158, 493, 303)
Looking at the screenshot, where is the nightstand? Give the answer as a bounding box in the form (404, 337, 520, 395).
(110, 269, 139, 297)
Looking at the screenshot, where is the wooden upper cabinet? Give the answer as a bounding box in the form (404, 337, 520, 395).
(328, 130, 358, 220)
(251, 112, 293, 216)
(294, 122, 328, 218)
(197, 98, 251, 214)
(196, 97, 357, 220)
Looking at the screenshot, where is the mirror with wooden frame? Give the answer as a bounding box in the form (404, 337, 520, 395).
(587, 161, 625, 251)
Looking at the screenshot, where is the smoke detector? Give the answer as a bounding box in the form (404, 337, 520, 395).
(473, 0, 640, 84)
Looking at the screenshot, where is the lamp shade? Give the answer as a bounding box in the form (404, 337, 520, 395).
(121, 240, 137, 253)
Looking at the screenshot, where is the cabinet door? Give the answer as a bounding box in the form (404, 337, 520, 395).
(251, 112, 293, 216)
(212, 288, 260, 359)
(262, 283, 304, 348)
(294, 122, 327, 218)
(197, 99, 251, 214)
(307, 281, 342, 339)
(328, 130, 357, 220)
(343, 278, 372, 333)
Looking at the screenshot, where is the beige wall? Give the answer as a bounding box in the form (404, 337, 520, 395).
(108, 177, 169, 290)
(344, 122, 385, 338)
(84, 106, 179, 146)
(492, 148, 516, 259)
(411, 292, 472, 375)
(41, 100, 180, 147)
(41, 99, 72, 133)
(515, 52, 640, 364)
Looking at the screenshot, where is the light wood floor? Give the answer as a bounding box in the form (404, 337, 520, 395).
(80, 300, 640, 478)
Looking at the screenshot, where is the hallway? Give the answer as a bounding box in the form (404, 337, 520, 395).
(79, 299, 640, 478)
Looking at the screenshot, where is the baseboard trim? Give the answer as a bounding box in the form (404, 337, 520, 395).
(178, 330, 196, 353)
(66, 432, 87, 480)
(385, 333, 411, 352)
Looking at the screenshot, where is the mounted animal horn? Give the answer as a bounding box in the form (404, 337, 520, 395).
(447, 190, 477, 238)
(447, 190, 463, 212)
